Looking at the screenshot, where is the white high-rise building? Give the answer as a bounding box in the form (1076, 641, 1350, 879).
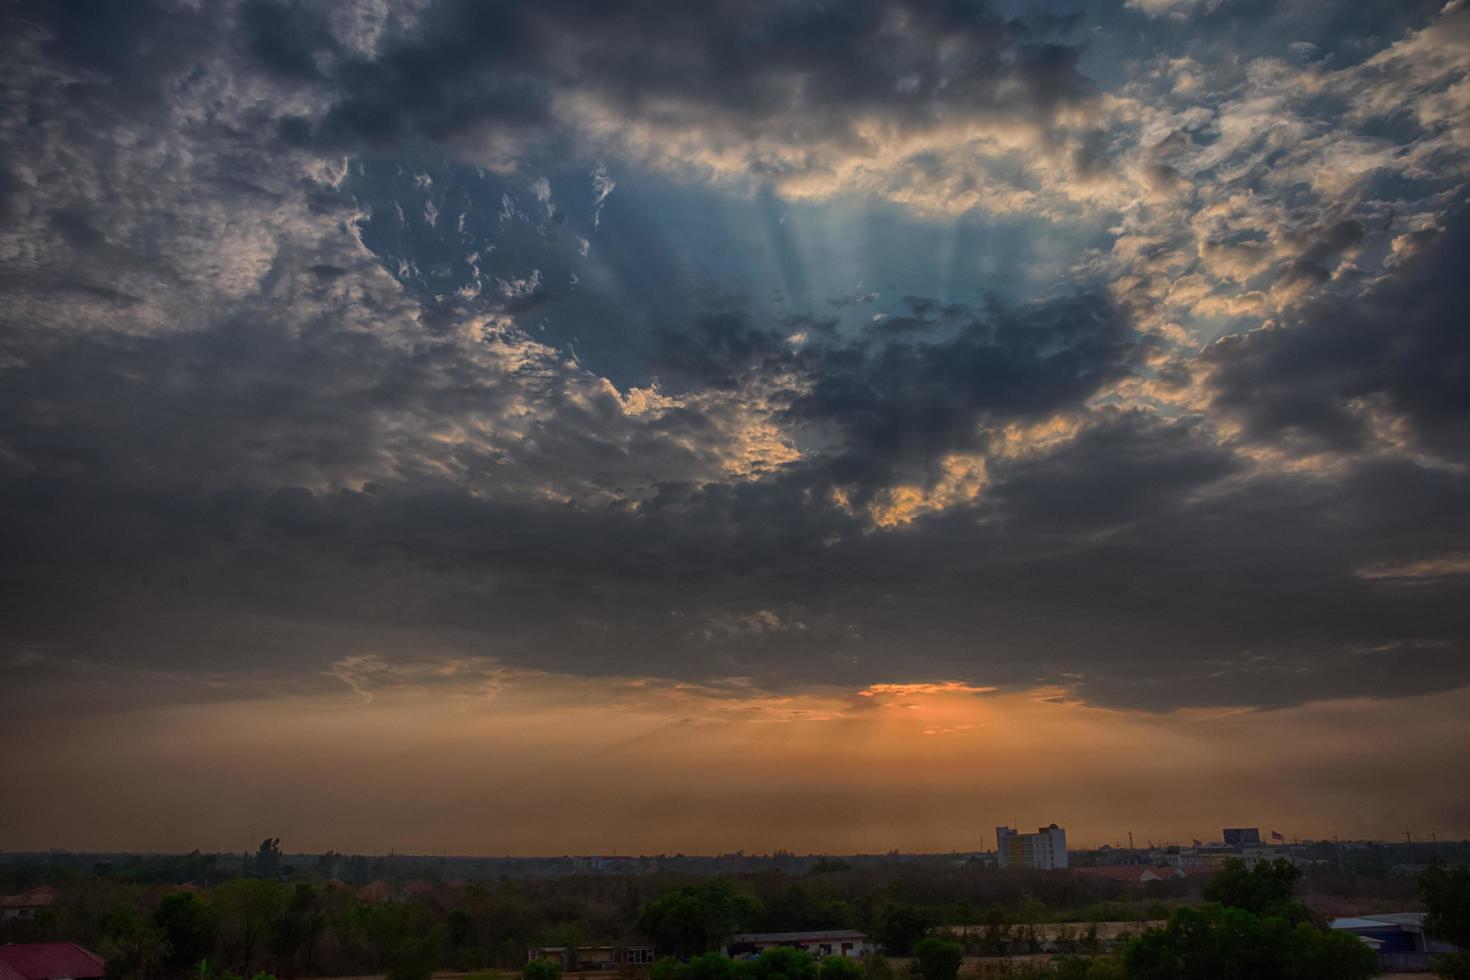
(996, 824, 1068, 870)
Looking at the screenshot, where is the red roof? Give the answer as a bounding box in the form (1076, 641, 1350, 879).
(1073, 865, 1159, 882)
(0, 943, 105, 980)
(1073, 864, 1220, 883)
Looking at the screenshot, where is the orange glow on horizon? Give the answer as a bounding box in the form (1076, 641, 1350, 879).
(5, 665, 1468, 855)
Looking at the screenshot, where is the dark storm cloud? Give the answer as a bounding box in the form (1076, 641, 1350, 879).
(653, 311, 789, 390)
(2, 0, 215, 110)
(784, 290, 1144, 492)
(982, 409, 1238, 535)
(1207, 201, 1470, 457)
(238, 0, 338, 81)
(6, 396, 1469, 716)
(648, 286, 1147, 491)
(3, 0, 1470, 729)
(255, 0, 1091, 157)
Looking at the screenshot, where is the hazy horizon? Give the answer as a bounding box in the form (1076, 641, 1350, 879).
(7, 680, 1468, 854)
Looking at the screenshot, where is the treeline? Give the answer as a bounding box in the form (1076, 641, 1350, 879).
(0, 847, 1189, 980)
(7, 845, 1465, 980)
(637, 861, 1396, 980)
(0, 869, 1174, 979)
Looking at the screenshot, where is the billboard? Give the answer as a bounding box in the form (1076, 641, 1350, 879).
(1223, 828, 1262, 846)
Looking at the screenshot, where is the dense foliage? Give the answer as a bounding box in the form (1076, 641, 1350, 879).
(1, 845, 1203, 978)
(637, 882, 760, 958)
(910, 938, 962, 980)
(8, 847, 1467, 979)
(1199, 860, 1305, 920)
(523, 958, 563, 980)
(1123, 904, 1378, 979)
(1422, 864, 1470, 980)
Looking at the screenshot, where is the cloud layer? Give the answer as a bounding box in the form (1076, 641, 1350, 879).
(2, 0, 1470, 847)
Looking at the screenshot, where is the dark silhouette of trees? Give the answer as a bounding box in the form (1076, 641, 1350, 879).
(1421, 864, 1470, 980)
(1124, 904, 1377, 980)
(523, 958, 562, 980)
(910, 938, 963, 980)
(817, 955, 862, 980)
(252, 841, 283, 880)
(1201, 859, 1306, 920)
(213, 879, 287, 975)
(742, 947, 817, 980)
(99, 906, 167, 980)
(155, 892, 218, 974)
(273, 884, 326, 974)
(875, 903, 932, 955)
(637, 881, 760, 956)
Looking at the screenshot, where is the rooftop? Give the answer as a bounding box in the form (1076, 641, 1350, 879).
(1331, 913, 1426, 932)
(0, 887, 60, 910)
(0, 943, 106, 980)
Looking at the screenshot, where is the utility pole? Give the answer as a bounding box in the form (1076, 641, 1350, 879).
(1405, 831, 1416, 869)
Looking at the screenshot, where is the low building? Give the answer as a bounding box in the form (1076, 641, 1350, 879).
(0, 887, 60, 922)
(570, 856, 659, 875)
(1330, 913, 1459, 973)
(723, 931, 870, 959)
(996, 825, 1068, 870)
(528, 945, 656, 970)
(0, 942, 106, 980)
(1238, 846, 1294, 869)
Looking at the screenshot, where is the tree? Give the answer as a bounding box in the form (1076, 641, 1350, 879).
(101, 906, 168, 980)
(1202, 859, 1305, 919)
(356, 900, 446, 980)
(385, 934, 441, 980)
(1420, 864, 1470, 980)
(274, 884, 326, 974)
(252, 841, 282, 879)
(637, 882, 761, 956)
(155, 892, 219, 975)
(1423, 864, 1470, 947)
(1431, 953, 1470, 980)
(524, 958, 562, 980)
(651, 953, 740, 980)
(818, 957, 862, 980)
(685, 953, 740, 980)
(743, 946, 818, 980)
(874, 903, 932, 956)
(212, 878, 287, 975)
(1123, 904, 1377, 980)
(910, 938, 962, 980)
(861, 956, 892, 980)
(446, 908, 472, 951)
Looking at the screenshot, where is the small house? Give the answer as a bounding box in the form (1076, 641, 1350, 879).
(723, 931, 870, 960)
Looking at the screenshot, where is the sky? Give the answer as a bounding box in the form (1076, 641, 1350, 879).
(1, 0, 1468, 856)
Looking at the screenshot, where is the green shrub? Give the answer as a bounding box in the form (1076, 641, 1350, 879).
(1123, 904, 1377, 980)
(524, 957, 563, 980)
(1431, 951, 1470, 980)
(744, 946, 818, 980)
(911, 938, 963, 980)
(819, 956, 863, 980)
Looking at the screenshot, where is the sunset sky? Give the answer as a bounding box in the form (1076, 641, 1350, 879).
(2, 0, 1469, 855)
